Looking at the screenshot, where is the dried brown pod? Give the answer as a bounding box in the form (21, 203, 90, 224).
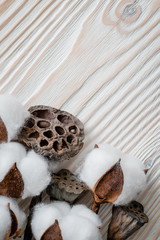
(18, 105, 84, 161)
(46, 169, 88, 204)
(41, 220, 63, 240)
(92, 160, 124, 213)
(0, 117, 8, 143)
(107, 201, 149, 240)
(0, 163, 24, 198)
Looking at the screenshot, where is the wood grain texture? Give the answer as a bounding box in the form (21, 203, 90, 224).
(0, 0, 160, 239)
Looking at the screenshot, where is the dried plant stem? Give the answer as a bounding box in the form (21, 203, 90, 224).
(24, 193, 42, 240)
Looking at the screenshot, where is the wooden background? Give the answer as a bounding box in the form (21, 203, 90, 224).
(0, 0, 160, 239)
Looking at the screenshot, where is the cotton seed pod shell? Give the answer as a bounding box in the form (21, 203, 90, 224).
(0, 117, 8, 143)
(41, 220, 63, 240)
(92, 160, 123, 213)
(18, 105, 84, 161)
(0, 163, 24, 198)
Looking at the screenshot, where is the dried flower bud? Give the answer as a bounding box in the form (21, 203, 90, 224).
(80, 144, 146, 213)
(46, 169, 88, 204)
(0, 196, 26, 239)
(18, 105, 84, 161)
(107, 201, 148, 240)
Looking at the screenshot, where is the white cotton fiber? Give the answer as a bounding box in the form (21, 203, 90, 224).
(60, 214, 102, 240)
(79, 144, 146, 205)
(0, 204, 11, 240)
(114, 154, 146, 205)
(71, 204, 102, 227)
(0, 94, 29, 141)
(0, 196, 26, 233)
(50, 201, 71, 216)
(31, 203, 63, 240)
(19, 150, 51, 198)
(79, 144, 120, 189)
(0, 142, 26, 181)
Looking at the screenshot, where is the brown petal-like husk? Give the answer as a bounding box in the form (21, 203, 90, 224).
(41, 220, 63, 240)
(0, 117, 8, 143)
(0, 163, 24, 198)
(92, 160, 123, 213)
(8, 204, 18, 237)
(107, 201, 149, 240)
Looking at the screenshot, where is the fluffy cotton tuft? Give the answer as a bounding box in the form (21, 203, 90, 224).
(71, 204, 102, 227)
(79, 144, 146, 205)
(0, 142, 26, 181)
(60, 215, 102, 240)
(79, 144, 120, 189)
(31, 202, 102, 240)
(0, 196, 26, 233)
(114, 154, 146, 205)
(31, 203, 63, 240)
(19, 150, 51, 198)
(0, 204, 11, 240)
(0, 94, 29, 141)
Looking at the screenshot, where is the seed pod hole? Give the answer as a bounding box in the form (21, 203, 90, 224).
(26, 118, 35, 128)
(55, 126, 65, 135)
(62, 139, 68, 149)
(37, 121, 50, 128)
(29, 131, 39, 139)
(40, 139, 48, 147)
(32, 109, 55, 120)
(53, 141, 61, 152)
(57, 114, 73, 124)
(69, 126, 78, 134)
(67, 135, 75, 144)
(43, 130, 53, 138)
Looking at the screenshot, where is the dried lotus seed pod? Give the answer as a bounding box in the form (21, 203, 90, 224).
(18, 105, 84, 161)
(46, 169, 88, 204)
(107, 201, 148, 240)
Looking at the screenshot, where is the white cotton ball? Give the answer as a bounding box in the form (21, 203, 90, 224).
(19, 150, 51, 198)
(0, 204, 11, 240)
(51, 201, 71, 216)
(0, 94, 29, 141)
(115, 154, 146, 205)
(71, 204, 102, 227)
(31, 203, 63, 240)
(0, 196, 26, 233)
(0, 142, 26, 181)
(60, 214, 102, 240)
(79, 144, 120, 189)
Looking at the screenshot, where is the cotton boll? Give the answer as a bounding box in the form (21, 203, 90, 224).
(0, 205, 11, 240)
(19, 150, 51, 198)
(0, 196, 26, 233)
(31, 203, 63, 240)
(60, 214, 102, 240)
(115, 155, 146, 205)
(0, 142, 26, 181)
(51, 201, 71, 216)
(71, 205, 101, 227)
(0, 94, 29, 141)
(80, 144, 120, 189)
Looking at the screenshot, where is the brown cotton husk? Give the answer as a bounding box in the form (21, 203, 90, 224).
(8, 204, 18, 237)
(0, 117, 8, 143)
(92, 160, 123, 213)
(46, 169, 88, 204)
(0, 163, 24, 198)
(41, 220, 63, 240)
(107, 201, 149, 240)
